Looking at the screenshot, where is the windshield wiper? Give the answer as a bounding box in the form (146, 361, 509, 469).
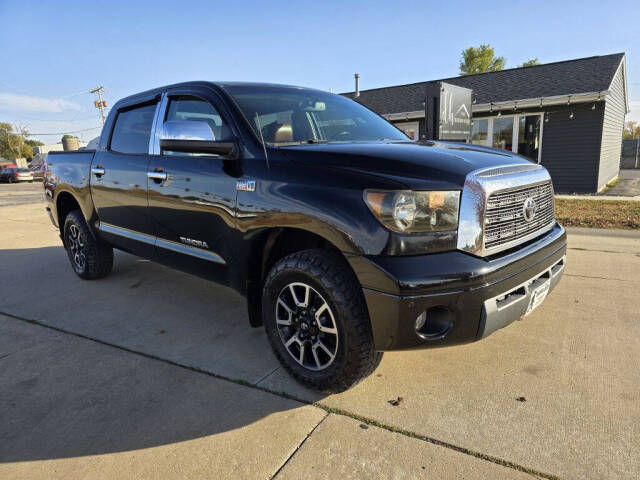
(277, 139, 329, 146)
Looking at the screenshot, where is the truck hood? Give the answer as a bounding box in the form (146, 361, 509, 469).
(281, 140, 532, 190)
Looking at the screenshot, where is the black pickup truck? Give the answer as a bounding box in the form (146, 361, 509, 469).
(44, 82, 566, 391)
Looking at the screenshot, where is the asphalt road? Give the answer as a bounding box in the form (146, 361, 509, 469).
(0, 182, 45, 207)
(1, 202, 639, 479)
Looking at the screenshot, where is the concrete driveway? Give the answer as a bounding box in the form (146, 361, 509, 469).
(601, 169, 640, 197)
(1, 201, 638, 479)
(0, 181, 45, 207)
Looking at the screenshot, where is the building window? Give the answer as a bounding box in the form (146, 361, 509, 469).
(472, 113, 543, 163)
(492, 117, 514, 151)
(394, 121, 419, 140)
(471, 119, 488, 145)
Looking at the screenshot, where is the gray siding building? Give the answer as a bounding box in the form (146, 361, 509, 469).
(344, 53, 629, 193)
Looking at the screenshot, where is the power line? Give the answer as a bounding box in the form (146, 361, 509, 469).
(5, 125, 102, 136)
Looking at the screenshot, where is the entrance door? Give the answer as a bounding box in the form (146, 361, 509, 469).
(90, 100, 158, 257)
(517, 115, 542, 162)
(146, 89, 239, 283)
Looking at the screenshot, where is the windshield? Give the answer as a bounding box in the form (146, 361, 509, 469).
(225, 86, 408, 145)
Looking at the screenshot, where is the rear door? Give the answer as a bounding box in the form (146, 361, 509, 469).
(146, 88, 239, 282)
(90, 99, 158, 257)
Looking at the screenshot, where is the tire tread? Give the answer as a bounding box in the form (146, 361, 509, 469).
(64, 210, 113, 280)
(263, 249, 382, 392)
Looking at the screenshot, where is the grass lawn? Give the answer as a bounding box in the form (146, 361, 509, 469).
(555, 199, 640, 229)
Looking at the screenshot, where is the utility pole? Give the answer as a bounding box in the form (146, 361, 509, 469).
(90, 86, 107, 125)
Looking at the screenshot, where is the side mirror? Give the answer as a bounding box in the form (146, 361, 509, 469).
(159, 120, 238, 158)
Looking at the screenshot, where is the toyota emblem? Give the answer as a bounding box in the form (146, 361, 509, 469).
(523, 197, 537, 222)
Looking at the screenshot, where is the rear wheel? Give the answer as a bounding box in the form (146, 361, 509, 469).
(63, 210, 113, 279)
(262, 249, 382, 392)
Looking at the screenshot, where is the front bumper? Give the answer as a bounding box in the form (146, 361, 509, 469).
(347, 223, 567, 351)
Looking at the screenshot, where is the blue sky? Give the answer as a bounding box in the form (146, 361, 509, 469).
(1, 0, 639, 143)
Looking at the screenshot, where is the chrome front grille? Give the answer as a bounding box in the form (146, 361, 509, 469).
(484, 181, 554, 250)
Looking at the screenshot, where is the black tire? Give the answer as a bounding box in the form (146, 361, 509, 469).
(262, 249, 382, 392)
(63, 210, 113, 279)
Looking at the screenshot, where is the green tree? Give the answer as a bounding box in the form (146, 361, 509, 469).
(623, 121, 640, 139)
(0, 122, 34, 160)
(519, 58, 540, 67)
(25, 139, 44, 148)
(459, 45, 506, 75)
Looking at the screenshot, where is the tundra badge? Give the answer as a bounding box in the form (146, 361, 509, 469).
(179, 237, 209, 249)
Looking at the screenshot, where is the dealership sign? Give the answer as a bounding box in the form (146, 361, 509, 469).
(425, 82, 473, 141)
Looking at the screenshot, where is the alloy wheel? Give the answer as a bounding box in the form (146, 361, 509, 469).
(275, 282, 339, 371)
(68, 224, 86, 270)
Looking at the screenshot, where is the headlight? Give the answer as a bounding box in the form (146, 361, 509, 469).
(364, 190, 460, 233)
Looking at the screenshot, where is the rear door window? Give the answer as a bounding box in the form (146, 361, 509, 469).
(110, 102, 157, 154)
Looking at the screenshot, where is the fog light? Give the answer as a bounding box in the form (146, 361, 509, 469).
(415, 306, 453, 339)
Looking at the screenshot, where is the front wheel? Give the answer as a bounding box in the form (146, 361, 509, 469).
(63, 210, 113, 279)
(262, 249, 382, 392)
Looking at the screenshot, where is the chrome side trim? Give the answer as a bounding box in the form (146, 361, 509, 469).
(156, 238, 225, 264)
(96, 222, 226, 264)
(150, 93, 170, 155)
(98, 222, 156, 245)
(457, 164, 553, 257)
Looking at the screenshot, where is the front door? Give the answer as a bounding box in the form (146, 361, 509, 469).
(146, 89, 239, 283)
(90, 100, 158, 257)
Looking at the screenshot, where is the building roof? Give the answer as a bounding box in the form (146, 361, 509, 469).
(342, 53, 626, 114)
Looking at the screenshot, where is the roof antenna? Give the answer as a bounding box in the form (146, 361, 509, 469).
(254, 112, 269, 169)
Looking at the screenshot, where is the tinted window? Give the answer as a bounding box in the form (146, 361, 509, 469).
(110, 102, 157, 154)
(225, 86, 407, 145)
(165, 96, 231, 141)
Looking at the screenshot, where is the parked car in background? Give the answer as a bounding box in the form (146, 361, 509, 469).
(30, 166, 44, 181)
(0, 167, 36, 183)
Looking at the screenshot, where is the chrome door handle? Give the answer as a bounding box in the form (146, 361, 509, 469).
(147, 171, 167, 181)
(91, 167, 105, 176)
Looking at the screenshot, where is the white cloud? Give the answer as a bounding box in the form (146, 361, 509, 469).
(0, 92, 82, 113)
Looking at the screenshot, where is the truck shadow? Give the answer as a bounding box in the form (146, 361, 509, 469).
(0, 246, 325, 463)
